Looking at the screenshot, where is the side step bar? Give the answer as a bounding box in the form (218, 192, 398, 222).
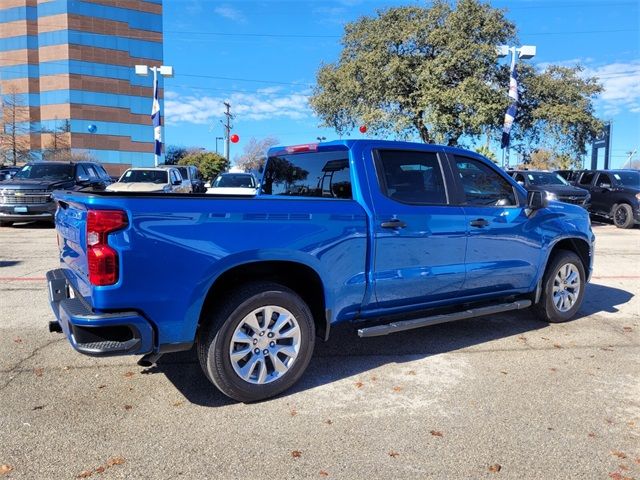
(357, 299, 532, 338)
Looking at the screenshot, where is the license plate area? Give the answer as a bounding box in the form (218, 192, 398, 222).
(14, 206, 28, 213)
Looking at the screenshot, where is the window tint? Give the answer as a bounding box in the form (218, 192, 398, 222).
(595, 173, 612, 187)
(579, 172, 595, 186)
(262, 150, 352, 199)
(374, 150, 447, 204)
(455, 156, 516, 207)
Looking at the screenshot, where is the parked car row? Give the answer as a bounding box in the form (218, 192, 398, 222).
(508, 168, 640, 229)
(0, 161, 247, 227)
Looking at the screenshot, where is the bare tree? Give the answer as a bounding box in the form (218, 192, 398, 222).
(0, 86, 33, 165)
(42, 118, 71, 160)
(234, 136, 279, 172)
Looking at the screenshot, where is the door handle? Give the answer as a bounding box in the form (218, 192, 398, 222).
(470, 218, 489, 228)
(381, 219, 407, 229)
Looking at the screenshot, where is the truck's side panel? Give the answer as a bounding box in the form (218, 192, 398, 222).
(54, 193, 369, 347)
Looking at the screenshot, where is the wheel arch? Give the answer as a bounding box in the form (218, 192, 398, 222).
(535, 236, 592, 303)
(198, 260, 330, 341)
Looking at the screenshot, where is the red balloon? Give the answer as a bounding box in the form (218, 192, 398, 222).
(230, 134, 240, 143)
(359, 125, 367, 134)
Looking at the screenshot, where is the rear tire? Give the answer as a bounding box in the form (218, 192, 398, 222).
(533, 250, 585, 323)
(197, 281, 315, 402)
(612, 203, 634, 229)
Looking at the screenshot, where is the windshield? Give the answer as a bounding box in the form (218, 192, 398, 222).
(119, 170, 168, 184)
(213, 174, 255, 188)
(613, 171, 640, 187)
(14, 163, 74, 181)
(177, 167, 189, 179)
(525, 172, 568, 186)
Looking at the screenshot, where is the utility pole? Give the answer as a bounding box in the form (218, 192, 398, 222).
(223, 101, 233, 162)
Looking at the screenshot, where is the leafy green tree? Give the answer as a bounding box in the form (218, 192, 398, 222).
(475, 145, 497, 163)
(179, 151, 229, 182)
(310, 0, 602, 158)
(165, 145, 189, 165)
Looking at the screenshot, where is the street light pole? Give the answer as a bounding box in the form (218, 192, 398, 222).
(135, 64, 174, 167)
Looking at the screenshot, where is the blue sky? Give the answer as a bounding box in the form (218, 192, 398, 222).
(162, 0, 639, 168)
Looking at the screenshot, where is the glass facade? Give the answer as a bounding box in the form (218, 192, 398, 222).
(0, 0, 164, 173)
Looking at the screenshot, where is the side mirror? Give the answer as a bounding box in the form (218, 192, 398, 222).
(527, 190, 548, 210)
(517, 181, 525, 186)
(77, 174, 90, 183)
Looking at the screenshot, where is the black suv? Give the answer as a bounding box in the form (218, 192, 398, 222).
(0, 161, 112, 226)
(509, 170, 590, 208)
(573, 170, 640, 229)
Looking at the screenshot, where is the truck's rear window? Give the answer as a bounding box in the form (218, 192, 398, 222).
(261, 151, 352, 199)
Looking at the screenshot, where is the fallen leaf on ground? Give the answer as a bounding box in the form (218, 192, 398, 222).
(13, 338, 22, 343)
(290, 407, 297, 417)
(106, 457, 125, 467)
(370, 375, 378, 381)
(619, 465, 630, 471)
(553, 343, 562, 349)
(609, 472, 633, 480)
(0, 464, 13, 475)
(488, 464, 502, 473)
(517, 336, 527, 342)
(76, 470, 93, 478)
(291, 451, 302, 459)
(319, 470, 329, 477)
(94, 466, 105, 474)
(33, 368, 43, 377)
(547, 427, 554, 431)
(622, 327, 632, 332)
(354, 381, 364, 389)
(123, 371, 135, 378)
(324, 419, 332, 425)
(588, 432, 596, 438)
(406, 370, 416, 375)
(635, 457, 640, 465)
(388, 451, 400, 458)
(500, 371, 508, 375)
(392, 386, 402, 392)
(172, 401, 184, 407)
(601, 347, 614, 352)
(123, 405, 132, 411)
(63, 366, 70, 371)
(549, 368, 557, 372)
(32, 405, 44, 411)
(97, 384, 106, 389)
(605, 418, 614, 424)
(430, 430, 443, 437)
(541, 336, 549, 340)
(611, 451, 627, 459)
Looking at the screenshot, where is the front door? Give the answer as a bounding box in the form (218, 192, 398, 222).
(371, 149, 468, 309)
(452, 155, 541, 295)
(591, 172, 615, 215)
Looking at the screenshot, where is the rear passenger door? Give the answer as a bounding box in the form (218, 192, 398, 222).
(371, 149, 468, 309)
(591, 172, 614, 215)
(451, 156, 540, 295)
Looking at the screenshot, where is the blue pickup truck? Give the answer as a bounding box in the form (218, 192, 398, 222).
(47, 140, 594, 402)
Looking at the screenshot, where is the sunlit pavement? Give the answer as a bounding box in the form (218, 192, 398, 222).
(0, 221, 638, 479)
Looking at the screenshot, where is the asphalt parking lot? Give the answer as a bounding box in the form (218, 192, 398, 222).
(0, 221, 638, 479)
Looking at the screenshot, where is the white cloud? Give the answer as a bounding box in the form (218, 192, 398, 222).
(583, 61, 640, 117)
(214, 5, 246, 23)
(165, 89, 313, 125)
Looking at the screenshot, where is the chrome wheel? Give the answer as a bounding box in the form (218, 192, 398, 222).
(552, 263, 581, 312)
(614, 206, 628, 225)
(229, 305, 301, 385)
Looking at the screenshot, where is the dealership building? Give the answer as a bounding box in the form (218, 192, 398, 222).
(0, 0, 164, 174)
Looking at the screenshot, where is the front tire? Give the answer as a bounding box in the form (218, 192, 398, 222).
(533, 250, 585, 323)
(197, 281, 315, 402)
(612, 203, 634, 229)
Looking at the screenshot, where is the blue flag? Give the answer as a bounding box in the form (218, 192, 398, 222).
(501, 64, 518, 149)
(151, 74, 162, 156)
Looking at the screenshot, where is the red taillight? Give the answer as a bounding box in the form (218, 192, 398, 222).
(86, 210, 127, 286)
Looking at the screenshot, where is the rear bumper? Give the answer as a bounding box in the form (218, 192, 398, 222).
(46, 269, 154, 357)
(0, 202, 55, 222)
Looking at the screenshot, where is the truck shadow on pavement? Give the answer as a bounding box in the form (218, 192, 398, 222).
(151, 282, 633, 407)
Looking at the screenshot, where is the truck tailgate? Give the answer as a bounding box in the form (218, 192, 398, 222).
(54, 195, 92, 300)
